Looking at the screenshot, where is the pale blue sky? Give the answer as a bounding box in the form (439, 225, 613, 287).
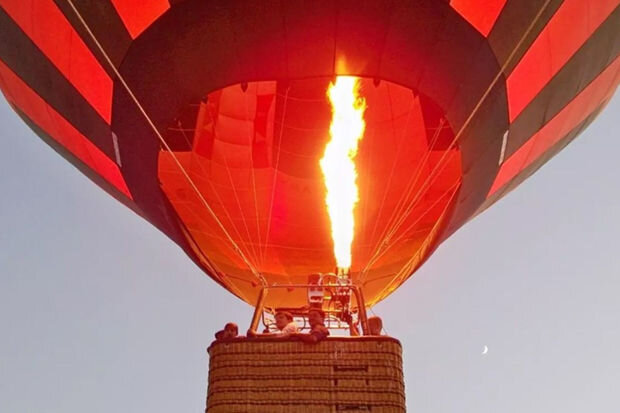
(1, 91, 619, 412)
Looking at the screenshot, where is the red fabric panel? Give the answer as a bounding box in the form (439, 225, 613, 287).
(0, 0, 113, 123)
(507, 0, 619, 121)
(255, 94, 274, 139)
(490, 56, 620, 196)
(0, 60, 132, 199)
(110, 0, 169, 39)
(450, 0, 507, 36)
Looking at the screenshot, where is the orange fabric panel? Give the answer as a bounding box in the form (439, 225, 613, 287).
(0, 60, 132, 199)
(158, 79, 462, 305)
(0, 0, 113, 123)
(490, 56, 620, 196)
(507, 0, 619, 121)
(450, 0, 506, 36)
(110, 0, 170, 39)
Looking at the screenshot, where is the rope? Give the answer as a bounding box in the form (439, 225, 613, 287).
(361, 115, 448, 283)
(368, 306, 389, 337)
(359, 0, 555, 284)
(364, 88, 415, 253)
(65, 0, 266, 286)
(261, 85, 290, 265)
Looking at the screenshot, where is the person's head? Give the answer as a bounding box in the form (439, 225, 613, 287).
(275, 311, 294, 330)
(224, 322, 238, 338)
(308, 308, 325, 327)
(214, 330, 226, 340)
(368, 316, 383, 335)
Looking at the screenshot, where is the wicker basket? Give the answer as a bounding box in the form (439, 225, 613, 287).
(206, 337, 405, 412)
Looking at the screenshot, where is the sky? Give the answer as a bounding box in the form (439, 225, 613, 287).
(0, 91, 619, 412)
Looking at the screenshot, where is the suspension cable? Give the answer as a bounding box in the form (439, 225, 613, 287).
(65, 0, 266, 286)
(359, 0, 554, 284)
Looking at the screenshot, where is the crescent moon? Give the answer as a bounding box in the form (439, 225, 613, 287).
(482, 345, 488, 355)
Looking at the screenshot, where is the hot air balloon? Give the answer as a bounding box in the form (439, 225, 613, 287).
(1, 1, 618, 411)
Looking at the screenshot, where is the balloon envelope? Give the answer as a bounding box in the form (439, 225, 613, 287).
(0, 0, 618, 307)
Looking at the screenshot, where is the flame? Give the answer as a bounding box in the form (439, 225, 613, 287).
(320, 76, 366, 272)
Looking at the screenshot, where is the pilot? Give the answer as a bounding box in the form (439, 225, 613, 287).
(295, 309, 329, 343)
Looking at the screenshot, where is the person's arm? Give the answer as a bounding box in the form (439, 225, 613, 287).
(287, 332, 318, 343)
(246, 324, 296, 339)
(294, 326, 329, 344)
(247, 331, 289, 339)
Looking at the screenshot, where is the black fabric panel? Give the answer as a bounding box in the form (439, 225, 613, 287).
(443, 81, 508, 238)
(52, 0, 132, 75)
(402, 3, 508, 240)
(506, 7, 620, 159)
(0, 7, 116, 160)
(417, 3, 487, 116)
(379, 0, 507, 149)
(445, 38, 505, 132)
(478, 101, 608, 215)
(118, 0, 262, 130)
(111, 85, 177, 234)
(12, 106, 140, 217)
(118, 0, 497, 138)
(380, 0, 451, 96)
(226, 0, 288, 81)
(488, 0, 564, 75)
(112, 0, 504, 281)
(282, 0, 337, 77)
(334, 0, 396, 76)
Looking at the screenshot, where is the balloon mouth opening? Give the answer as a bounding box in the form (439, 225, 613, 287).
(157, 76, 462, 307)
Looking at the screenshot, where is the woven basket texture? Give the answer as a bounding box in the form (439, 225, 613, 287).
(206, 338, 406, 413)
